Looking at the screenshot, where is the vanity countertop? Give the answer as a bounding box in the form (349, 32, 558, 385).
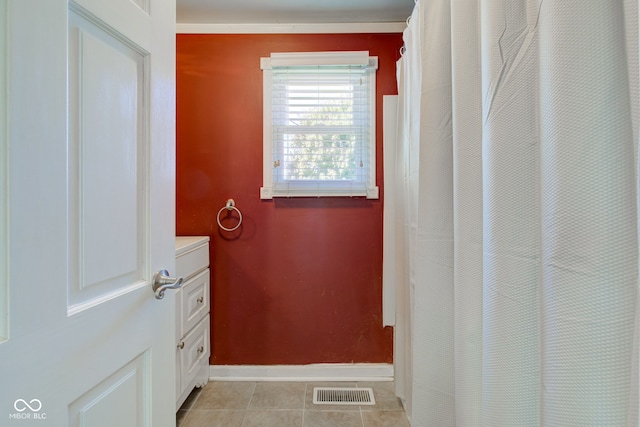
(175, 236, 210, 256)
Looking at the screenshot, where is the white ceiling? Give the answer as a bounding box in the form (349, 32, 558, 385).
(176, 0, 415, 24)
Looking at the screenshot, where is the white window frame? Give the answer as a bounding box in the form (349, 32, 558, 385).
(260, 51, 379, 199)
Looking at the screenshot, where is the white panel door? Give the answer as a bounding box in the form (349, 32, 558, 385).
(1, 0, 176, 425)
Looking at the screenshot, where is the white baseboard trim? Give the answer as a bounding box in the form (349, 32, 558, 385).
(209, 363, 393, 382)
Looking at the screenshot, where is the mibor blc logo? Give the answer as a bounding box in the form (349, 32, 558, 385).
(9, 399, 46, 421)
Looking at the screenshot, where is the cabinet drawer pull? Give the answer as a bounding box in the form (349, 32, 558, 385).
(197, 296, 204, 304)
(177, 341, 185, 349)
(197, 346, 204, 354)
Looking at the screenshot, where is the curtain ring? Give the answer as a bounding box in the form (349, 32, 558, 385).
(216, 199, 243, 232)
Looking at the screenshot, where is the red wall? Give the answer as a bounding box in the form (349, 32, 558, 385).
(176, 33, 402, 365)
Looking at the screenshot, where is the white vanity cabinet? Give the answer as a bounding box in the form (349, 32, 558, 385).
(175, 236, 211, 410)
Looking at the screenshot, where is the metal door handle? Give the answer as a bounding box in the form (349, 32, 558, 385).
(152, 270, 184, 300)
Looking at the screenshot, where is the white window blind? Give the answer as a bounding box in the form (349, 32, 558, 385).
(261, 52, 378, 199)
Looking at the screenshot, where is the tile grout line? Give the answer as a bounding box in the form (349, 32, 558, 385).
(177, 387, 203, 427)
(303, 383, 308, 411)
(247, 381, 258, 410)
(240, 381, 258, 425)
(302, 382, 308, 427)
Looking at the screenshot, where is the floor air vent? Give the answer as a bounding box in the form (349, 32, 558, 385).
(312, 387, 375, 405)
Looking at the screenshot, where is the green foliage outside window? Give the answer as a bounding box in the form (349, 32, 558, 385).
(278, 98, 361, 181)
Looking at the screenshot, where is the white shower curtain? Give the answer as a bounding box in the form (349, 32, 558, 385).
(392, 1, 640, 425)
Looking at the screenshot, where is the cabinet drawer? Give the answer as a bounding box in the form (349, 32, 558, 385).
(175, 238, 209, 281)
(178, 314, 210, 393)
(180, 269, 210, 337)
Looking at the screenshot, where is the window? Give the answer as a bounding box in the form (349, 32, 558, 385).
(260, 51, 378, 199)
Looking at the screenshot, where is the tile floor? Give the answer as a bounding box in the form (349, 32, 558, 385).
(176, 381, 411, 427)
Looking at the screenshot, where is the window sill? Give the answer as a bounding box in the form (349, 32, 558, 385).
(260, 186, 379, 200)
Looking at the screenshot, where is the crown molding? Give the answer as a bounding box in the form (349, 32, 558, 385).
(176, 22, 406, 34)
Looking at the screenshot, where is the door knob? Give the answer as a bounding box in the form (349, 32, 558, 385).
(152, 269, 184, 300)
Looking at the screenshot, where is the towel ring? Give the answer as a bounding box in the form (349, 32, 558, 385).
(216, 199, 243, 232)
